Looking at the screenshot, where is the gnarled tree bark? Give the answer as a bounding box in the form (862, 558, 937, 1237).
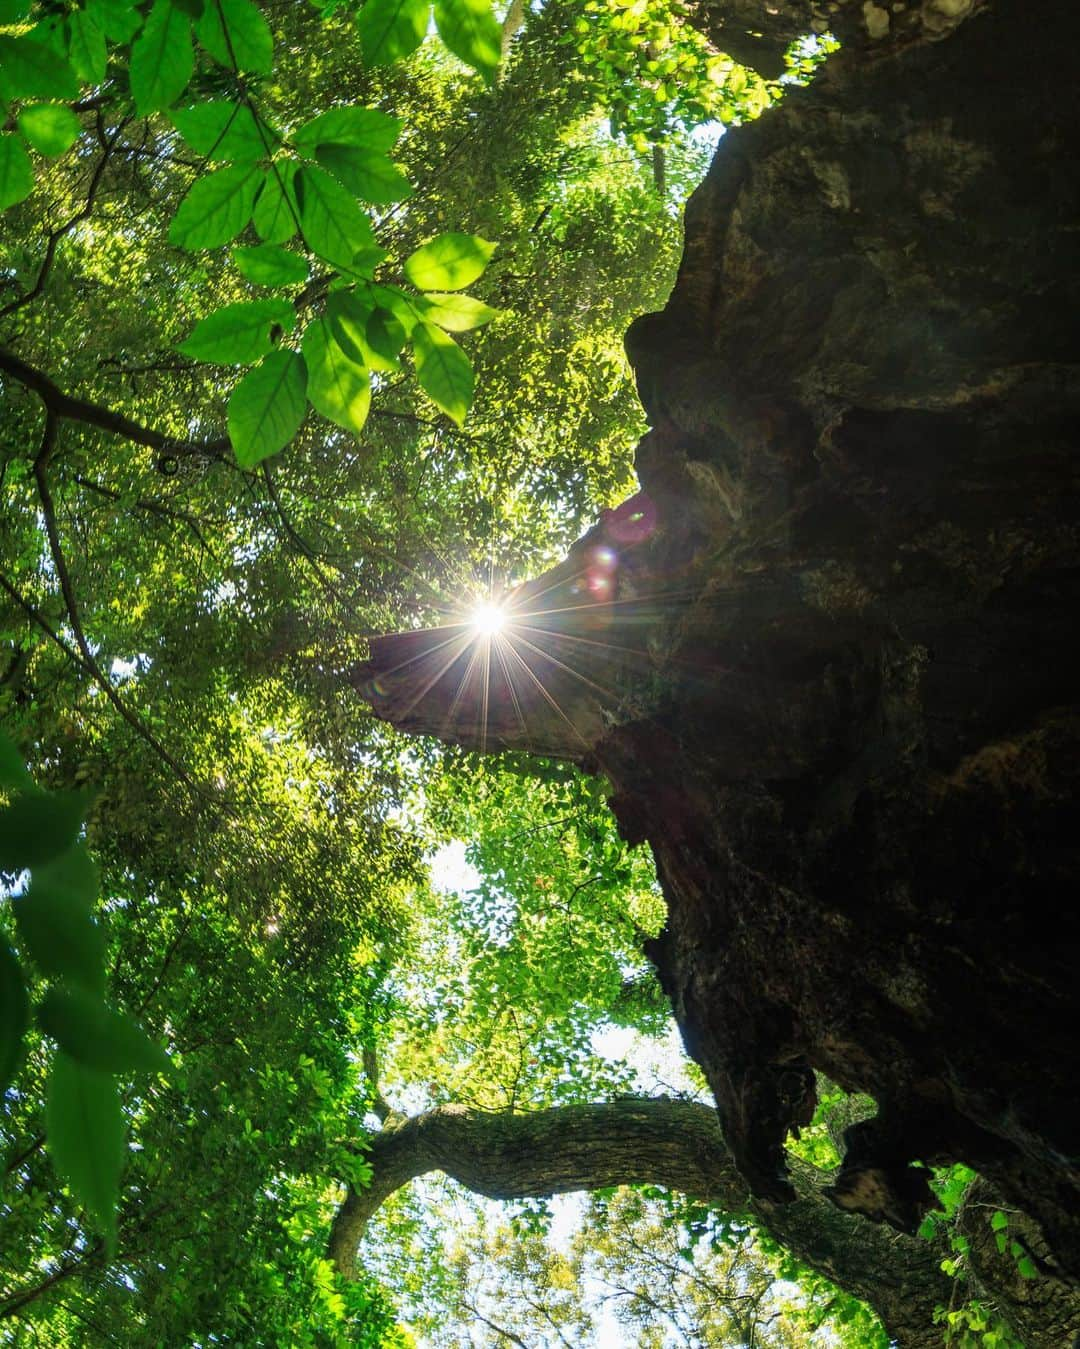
(329, 1097, 1080, 1346)
(357, 0, 1080, 1295)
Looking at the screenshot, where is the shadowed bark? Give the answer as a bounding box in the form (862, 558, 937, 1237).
(329, 1097, 1080, 1347)
(356, 0, 1080, 1290)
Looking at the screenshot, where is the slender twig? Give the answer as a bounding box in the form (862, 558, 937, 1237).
(71, 473, 217, 553)
(32, 427, 201, 794)
(0, 112, 127, 321)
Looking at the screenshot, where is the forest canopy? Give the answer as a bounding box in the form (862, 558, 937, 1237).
(0, 0, 1061, 1344)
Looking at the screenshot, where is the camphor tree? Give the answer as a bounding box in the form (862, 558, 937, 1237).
(2, 0, 1078, 1344)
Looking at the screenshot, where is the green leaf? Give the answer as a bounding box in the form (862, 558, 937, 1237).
(90, 0, 143, 42)
(171, 101, 276, 161)
(354, 0, 428, 68)
(0, 0, 30, 22)
(371, 283, 421, 333)
(365, 305, 407, 365)
(252, 160, 299, 244)
(227, 350, 307, 466)
(65, 7, 106, 84)
(989, 1210, 1009, 1232)
(17, 104, 81, 157)
(0, 35, 80, 102)
(0, 133, 34, 213)
(0, 790, 88, 871)
(341, 243, 388, 279)
(168, 162, 261, 249)
(129, 0, 193, 115)
(178, 299, 295, 364)
(1017, 1255, 1038, 1279)
(233, 242, 308, 286)
(39, 987, 173, 1077)
(292, 106, 401, 157)
(0, 941, 28, 1095)
(433, 0, 500, 83)
(413, 320, 473, 427)
(195, 0, 273, 75)
(301, 317, 371, 436)
(295, 164, 375, 269)
(327, 290, 398, 372)
(314, 143, 412, 204)
(417, 291, 497, 331)
(403, 233, 495, 291)
(46, 1052, 125, 1250)
(15, 848, 106, 993)
(0, 736, 32, 791)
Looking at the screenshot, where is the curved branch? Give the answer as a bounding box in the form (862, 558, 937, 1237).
(0, 347, 229, 462)
(327, 1096, 954, 1348)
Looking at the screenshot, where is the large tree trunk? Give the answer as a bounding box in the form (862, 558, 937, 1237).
(328, 1097, 1079, 1347)
(356, 0, 1080, 1309)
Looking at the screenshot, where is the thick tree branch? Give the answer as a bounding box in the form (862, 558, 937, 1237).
(0, 347, 229, 462)
(327, 1096, 955, 1348)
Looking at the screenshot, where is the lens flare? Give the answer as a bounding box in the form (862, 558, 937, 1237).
(470, 601, 506, 638)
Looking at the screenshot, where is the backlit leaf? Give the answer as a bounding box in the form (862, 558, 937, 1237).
(65, 6, 106, 84)
(0, 35, 79, 102)
(314, 143, 412, 204)
(172, 101, 276, 161)
(301, 317, 371, 435)
(403, 232, 495, 291)
(252, 160, 299, 243)
(168, 162, 261, 249)
(40, 987, 173, 1077)
(0, 133, 34, 212)
(233, 242, 308, 286)
(46, 1052, 125, 1250)
(17, 104, 81, 157)
(418, 291, 497, 332)
(195, 0, 273, 75)
(295, 164, 375, 268)
(433, 0, 500, 84)
(178, 299, 295, 364)
(413, 320, 473, 426)
(354, 0, 428, 68)
(129, 0, 193, 114)
(227, 349, 307, 466)
(293, 106, 401, 157)
(327, 290, 397, 372)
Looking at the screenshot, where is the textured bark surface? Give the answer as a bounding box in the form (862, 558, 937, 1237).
(356, 0, 1080, 1302)
(329, 1097, 955, 1347)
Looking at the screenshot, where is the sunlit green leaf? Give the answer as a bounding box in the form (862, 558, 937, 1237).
(228, 349, 307, 466)
(417, 291, 497, 331)
(0, 133, 34, 212)
(15, 852, 106, 994)
(327, 290, 400, 372)
(0, 35, 80, 102)
(195, 0, 273, 74)
(354, 0, 428, 67)
(178, 299, 295, 364)
(252, 160, 300, 244)
(129, 0, 193, 114)
(65, 6, 106, 84)
(168, 162, 261, 249)
(17, 104, 81, 157)
(314, 143, 412, 204)
(413, 319, 473, 426)
(292, 105, 401, 157)
(91, 0, 143, 41)
(295, 164, 375, 269)
(46, 1052, 125, 1251)
(233, 242, 308, 286)
(172, 100, 277, 161)
(301, 317, 372, 435)
(40, 987, 173, 1077)
(403, 233, 495, 291)
(433, 0, 500, 84)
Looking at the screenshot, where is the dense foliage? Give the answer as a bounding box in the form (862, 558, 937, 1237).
(0, 0, 1006, 1343)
